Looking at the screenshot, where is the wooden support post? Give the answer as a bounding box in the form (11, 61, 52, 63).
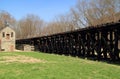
(114, 29, 119, 60)
(72, 33, 77, 57)
(96, 32, 102, 60)
(81, 32, 86, 57)
(101, 32, 108, 59)
(86, 33, 90, 57)
(78, 34, 81, 57)
(59, 35, 63, 55)
(109, 31, 114, 60)
(63, 35, 66, 55)
(91, 33, 95, 57)
(69, 34, 73, 56)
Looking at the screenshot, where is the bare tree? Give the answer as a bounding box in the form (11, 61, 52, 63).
(17, 14, 44, 39)
(70, 0, 90, 27)
(55, 14, 77, 31)
(0, 10, 16, 28)
(70, 0, 120, 27)
(41, 14, 77, 36)
(87, 0, 120, 26)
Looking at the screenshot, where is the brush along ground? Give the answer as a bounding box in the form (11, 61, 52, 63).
(0, 55, 45, 63)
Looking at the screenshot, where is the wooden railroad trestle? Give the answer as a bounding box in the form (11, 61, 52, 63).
(16, 21, 120, 61)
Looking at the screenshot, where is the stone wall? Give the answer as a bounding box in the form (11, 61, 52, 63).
(0, 27, 15, 52)
(16, 44, 34, 51)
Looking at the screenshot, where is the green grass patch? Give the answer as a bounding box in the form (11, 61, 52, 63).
(0, 52, 119, 79)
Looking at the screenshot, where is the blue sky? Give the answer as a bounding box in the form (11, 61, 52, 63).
(0, 0, 77, 22)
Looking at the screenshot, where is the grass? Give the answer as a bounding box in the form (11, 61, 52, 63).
(0, 52, 119, 79)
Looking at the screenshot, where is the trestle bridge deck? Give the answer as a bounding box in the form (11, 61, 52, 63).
(16, 21, 120, 61)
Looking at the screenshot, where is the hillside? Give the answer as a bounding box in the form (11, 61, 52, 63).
(0, 52, 119, 79)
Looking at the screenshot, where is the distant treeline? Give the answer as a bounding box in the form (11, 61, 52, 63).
(0, 0, 120, 39)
